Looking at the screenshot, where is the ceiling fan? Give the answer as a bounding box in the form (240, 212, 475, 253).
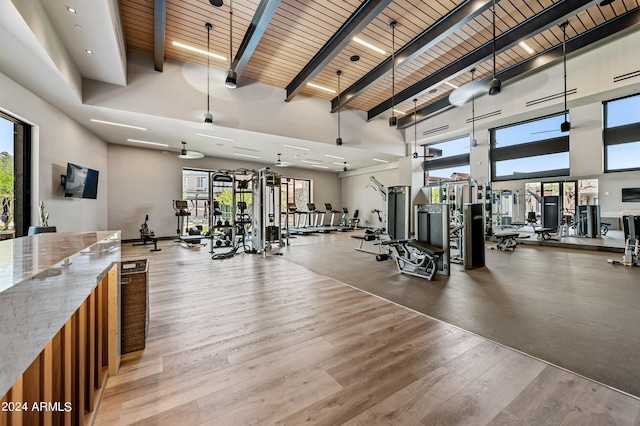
(177, 141, 204, 159)
(274, 153, 291, 167)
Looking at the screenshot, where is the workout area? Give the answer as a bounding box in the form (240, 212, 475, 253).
(3, 1, 640, 424)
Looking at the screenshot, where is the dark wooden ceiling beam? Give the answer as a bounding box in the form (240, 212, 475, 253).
(232, 0, 282, 80)
(396, 7, 640, 129)
(371, 0, 599, 122)
(284, 0, 394, 102)
(330, 0, 494, 113)
(154, 0, 166, 72)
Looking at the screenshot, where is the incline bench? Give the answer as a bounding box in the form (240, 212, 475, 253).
(382, 239, 444, 281)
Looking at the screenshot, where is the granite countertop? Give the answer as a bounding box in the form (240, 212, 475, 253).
(0, 231, 121, 397)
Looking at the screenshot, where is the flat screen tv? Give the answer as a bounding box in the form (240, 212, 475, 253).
(64, 163, 99, 199)
(622, 188, 640, 203)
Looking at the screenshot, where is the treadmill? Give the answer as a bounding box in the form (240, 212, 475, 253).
(306, 203, 333, 233)
(286, 203, 315, 235)
(323, 203, 347, 231)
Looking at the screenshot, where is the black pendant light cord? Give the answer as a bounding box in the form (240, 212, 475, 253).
(413, 98, 418, 158)
(337, 70, 342, 145)
(206, 22, 211, 114)
(471, 68, 476, 144)
(562, 22, 568, 121)
(229, 0, 233, 69)
(492, 0, 496, 78)
(389, 21, 397, 126)
(391, 23, 395, 113)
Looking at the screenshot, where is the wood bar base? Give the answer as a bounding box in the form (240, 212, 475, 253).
(1, 265, 119, 426)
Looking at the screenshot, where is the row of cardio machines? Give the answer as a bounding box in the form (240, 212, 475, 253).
(285, 203, 359, 234)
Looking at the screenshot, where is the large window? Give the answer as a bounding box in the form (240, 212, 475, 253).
(422, 135, 470, 185)
(604, 93, 640, 172)
(491, 114, 569, 181)
(0, 111, 30, 238)
(281, 177, 311, 227)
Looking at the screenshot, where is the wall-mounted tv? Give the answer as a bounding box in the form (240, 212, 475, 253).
(64, 163, 99, 199)
(622, 188, 640, 202)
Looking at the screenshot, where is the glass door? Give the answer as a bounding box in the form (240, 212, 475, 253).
(524, 182, 541, 224)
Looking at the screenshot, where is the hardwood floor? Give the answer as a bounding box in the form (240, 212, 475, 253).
(95, 240, 640, 425)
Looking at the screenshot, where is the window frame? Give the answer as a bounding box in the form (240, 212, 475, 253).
(603, 93, 640, 173)
(490, 113, 570, 182)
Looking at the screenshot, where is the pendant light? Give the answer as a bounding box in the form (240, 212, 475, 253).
(412, 98, 419, 158)
(225, 0, 237, 89)
(488, 0, 501, 95)
(389, 21, 397, 127)
(470, 68, 478, 147)
(560, 21, 571, 132)
(204, 22, 213, 124)
(336, 70, 343, 146)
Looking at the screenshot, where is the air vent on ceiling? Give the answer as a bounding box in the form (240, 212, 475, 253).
(526, 89, 576, 107)
(613, 69, 640, 83)
(465, 110, 501, 124)
(422, 125, 449, 136)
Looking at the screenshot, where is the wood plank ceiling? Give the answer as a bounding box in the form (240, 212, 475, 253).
(119, 0, 640, 128)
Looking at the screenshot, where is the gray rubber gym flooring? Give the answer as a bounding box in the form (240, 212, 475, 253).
(281, 231, 640, 398)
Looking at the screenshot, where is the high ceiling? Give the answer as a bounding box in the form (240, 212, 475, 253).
(120, 0, 640, 126)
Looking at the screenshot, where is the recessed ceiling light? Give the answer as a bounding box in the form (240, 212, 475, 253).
(66, 6, 76, 13)
(172, 41, 226, 61)
(393, 109, 406, 115)
(311, 164, 329, 169)
(444, 81, 459, 89)
(85, 50, 93, 54)
(429, 88, 437, 94)
(372, 158, 389, 163)
(127, 139, 168, 147)
(284, 144, 310, 151)
(233, 153, 260, 159)
(353, 36, 386, 55)
(307, 83, 336, 94)
(196, 133, 234, 141)
(325, 154, 344, 159)
(234, 146, 259, 152)
(519, 41, 535, 55)
(300, 160, 320, 164)
(90, 119, 146, 130)
(350, 55, 360, 62)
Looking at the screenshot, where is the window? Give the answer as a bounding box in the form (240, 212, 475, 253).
(491, 114, 569, 181)
(604, 93, 640, 172)
(423, 135, 470, 185)
(0, 112, 30, 237)
(281, 177, 311, 227)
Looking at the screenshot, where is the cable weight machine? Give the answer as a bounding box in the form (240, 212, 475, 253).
(252, 168, 284, 255)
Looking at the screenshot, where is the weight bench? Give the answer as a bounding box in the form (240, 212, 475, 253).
(382, 239, 444, 281)
(535, 227, 558, 241)
(494, 232, 519, 251)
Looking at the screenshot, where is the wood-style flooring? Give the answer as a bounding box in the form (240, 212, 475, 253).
(95, 240, 640, 425)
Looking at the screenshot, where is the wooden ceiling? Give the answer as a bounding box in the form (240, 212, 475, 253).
(119, 0, 640, 127)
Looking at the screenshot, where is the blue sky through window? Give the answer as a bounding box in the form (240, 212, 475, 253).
(494, 115, 566, 148)
(0, 117, 13, 155)
(606, 94, 640, 127)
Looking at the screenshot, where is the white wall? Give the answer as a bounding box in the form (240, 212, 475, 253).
(107, 144, 341, 240)
(0, 72, 108, 232)
(340, 163, 399, 228)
